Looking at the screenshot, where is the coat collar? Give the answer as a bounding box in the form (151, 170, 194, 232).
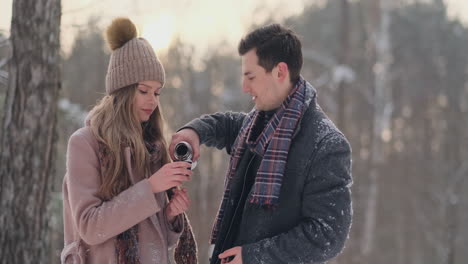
(124, 147, 136, 184)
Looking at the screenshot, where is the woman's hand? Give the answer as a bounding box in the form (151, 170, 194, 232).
(165, 188, 191, 222)
(148, 162, 192, 193)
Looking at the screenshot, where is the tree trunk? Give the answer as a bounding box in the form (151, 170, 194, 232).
(361, 0, 393, 260)
(337, 0, 350, 133)
(0, 0, 61, 262)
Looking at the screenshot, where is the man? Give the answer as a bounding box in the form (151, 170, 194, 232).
(170, 24, 352, 264)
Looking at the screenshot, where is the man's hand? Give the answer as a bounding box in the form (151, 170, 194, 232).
(169, 128, 201, 162)
(219, 246, 242, 264)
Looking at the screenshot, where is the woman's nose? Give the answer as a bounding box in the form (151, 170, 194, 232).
(149, 94, 158, 106)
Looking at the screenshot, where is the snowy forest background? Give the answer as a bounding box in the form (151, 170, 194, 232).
(1, 0, 468, 263)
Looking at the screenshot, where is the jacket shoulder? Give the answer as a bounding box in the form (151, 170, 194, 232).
(300, 102, 346, 143)
(68, 126, 99, 152)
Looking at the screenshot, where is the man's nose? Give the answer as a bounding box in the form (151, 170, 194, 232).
(242, 79, 249, 94)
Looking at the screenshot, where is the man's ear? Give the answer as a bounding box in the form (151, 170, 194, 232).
(275, 62, 289, 83)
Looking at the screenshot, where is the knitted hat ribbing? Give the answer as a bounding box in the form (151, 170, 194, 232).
(105, 18, 165, 95)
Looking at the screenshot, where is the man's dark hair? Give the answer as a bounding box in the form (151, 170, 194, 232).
(238, 24, 303, 84)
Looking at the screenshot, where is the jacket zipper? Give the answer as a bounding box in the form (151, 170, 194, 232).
(216, 155, 255, 264)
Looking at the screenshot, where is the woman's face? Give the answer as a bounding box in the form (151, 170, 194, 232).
(134, 80, 162, 122)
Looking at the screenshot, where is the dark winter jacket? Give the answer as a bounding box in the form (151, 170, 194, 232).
(183, 90, 353, 264)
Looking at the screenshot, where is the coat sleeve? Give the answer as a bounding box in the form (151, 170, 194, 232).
(165, 214, 184, 249)
(179, 111, 247, 155)
(242, 132, 353, 264)
(66, 132, 162, 246)
(158, 194, 184, 249)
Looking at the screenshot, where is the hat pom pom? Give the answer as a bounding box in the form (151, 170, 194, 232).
(106, 17, 138, 51)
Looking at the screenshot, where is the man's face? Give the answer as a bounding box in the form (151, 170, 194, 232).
(241, 49, 284, 111)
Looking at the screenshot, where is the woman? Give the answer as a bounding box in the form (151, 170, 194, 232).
(62, 17, 197, 263)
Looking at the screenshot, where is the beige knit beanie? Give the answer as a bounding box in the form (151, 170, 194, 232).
(105, 17, 165, 95)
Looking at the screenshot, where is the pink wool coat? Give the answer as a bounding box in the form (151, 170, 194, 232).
(62, 126, 183, 263)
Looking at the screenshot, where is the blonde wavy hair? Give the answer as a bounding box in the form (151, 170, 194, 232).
(88, 84, 170, 200)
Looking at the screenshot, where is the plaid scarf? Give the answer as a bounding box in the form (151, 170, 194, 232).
(211, 77, 311, 243)
(116, 225, 140, 264)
